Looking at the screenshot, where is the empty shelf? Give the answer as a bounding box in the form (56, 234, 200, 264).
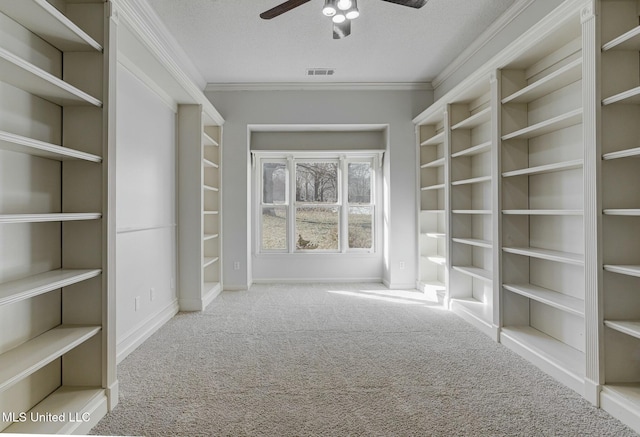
(451, 141, 491, 158)
(502, 246, 584, 265)
(0, 269, 101, 307)
(603, 87, 640, 106)
(203, 132, 219, 146)
(603, 147, 640, 160)
(420, 131, 445, 147)
(604, 320, 640, 340)
(502, 159, 583, 177)
(603, 25, 640, 51)
(502, 58, 582, 104)
(452, 266, 492, 282)
(0, 130, 101, 162)
(423, 256, 446, 265)
(203, 233, 219, 241)
(421, 183, 445, 191)
(502, 109, 582, 140)
(0, 0, 102, 52)
(503, 283, 584, 317)
(451, 107, 491, 130)
(0, 213, 101, 223)
(452, 238, 492, 249)
(502, 209, 583, 216)
(421, 157, 445, 168)
(603, 209, 640, 216)
(452, 210, 491, 215)
(450, 297, 493, 325)
(0, 325, 101, 392)
(604, 265, 640, 278)
(451, 175, 491, 186)
(203, 185, 219, 192)
(203, 158, 219, 168)
(203, 257, 219, 268)
(425, 232, 446, 239)
(0, 47, 101, 107)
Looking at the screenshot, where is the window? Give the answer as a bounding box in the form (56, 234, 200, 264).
(255, 151, 381, 254)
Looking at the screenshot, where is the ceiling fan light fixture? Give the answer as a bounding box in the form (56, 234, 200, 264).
(332, 12, 346, 23)
(345, 1, 359, 19)
(322, 0, 337, 16)
(336, 0, 352, 11)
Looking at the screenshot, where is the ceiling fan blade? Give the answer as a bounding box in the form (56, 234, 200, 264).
(379, 0, 429, 8)
(260, 0, 313, 19)
(333, 20, 351, 39)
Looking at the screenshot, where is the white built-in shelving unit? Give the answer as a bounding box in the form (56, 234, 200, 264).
(447, 78, 499, 339)
(598, 0, 640, 430)
(0, 0, 116, 433)
(178, 105, 223, 311)
(414, 0, 640, 432)
(498, 15, 585, 395)
(417, 108, 448, 302)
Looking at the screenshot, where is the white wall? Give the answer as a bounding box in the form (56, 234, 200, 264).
(206, 89, 432, 289)
(115, 63, 178, 362)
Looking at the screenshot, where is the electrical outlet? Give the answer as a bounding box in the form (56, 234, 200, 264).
(134, 296, 141, 311)
(150, 288, 155, 301)
(399, 261, 406, 270)
(233, 261, 240, 270)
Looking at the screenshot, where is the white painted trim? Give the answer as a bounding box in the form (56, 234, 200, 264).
(201, 283, 222, 311)
(115, 0, 206, 90)
(248, 123, 389, 133)
(432, 0, 536, 90)
(414, 0, 586, 125)
(223, 284, 250, 291)
(116, 299, 179, 364)
(106, 380, 119, 411)
(118, 54, 177, 112)
(111, 0, 224, 125)
(383, 280, 420, 290)
(205, 82, 433, 92)
(117, 223, 177, 234)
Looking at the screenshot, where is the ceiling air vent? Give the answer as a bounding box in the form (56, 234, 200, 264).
(307, 68, 335, 76)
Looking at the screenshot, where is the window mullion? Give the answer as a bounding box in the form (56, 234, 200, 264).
(341, 157, 348, 253)
(288, 156, 296, 253)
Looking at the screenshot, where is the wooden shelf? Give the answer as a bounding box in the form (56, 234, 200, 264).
(0, 213, 101, 223)
(0, 47, 101, 107)
(451, 107, 491, 130)
(203, 184, 219, 192)
(605, 320, 640, 340)
(0, 325, 101, 392)
(451, 175, 491, 186)
(501, 326, 585, 381)
(503, 283, 584, 317)
(451, 238, 492, 249)
(4, 386, 106, 435)
(502, 209, 583, 216)
(502, 108, 582, 140)
(502, 159, 583, 177)
(203, 132, 219, 147)
(502, 58, 583, 104)
(0, 130, 101, 162)
(452, 266, 492, 282)
(451, 141, 492, 158)
(203, 158, 219, 168)
(203, 257, 219, 268)
(421, 183, 445, 191)
(603, 147, 640, 161)
(452, 210, 491, 215)
(421, 157, 445, 168)
(0, 0, 103, 52)
(502, 246, 584, 266)
(203, 233, 219, 241)
(603, 86, 640, 106)
(0, 269, 101, 307)
(603, 25, 640, 51)
(604, 265, 640, 278)
(420, 131, 445, 147)
(603, 209, 640, 216)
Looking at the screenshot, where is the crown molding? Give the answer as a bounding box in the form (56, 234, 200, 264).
(431, 0, 536, 90)
(112, 0, 224, 124)
(205, 82, 433, 92)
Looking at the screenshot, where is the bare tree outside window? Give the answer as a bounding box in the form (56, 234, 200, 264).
(295, 162, 338, 203)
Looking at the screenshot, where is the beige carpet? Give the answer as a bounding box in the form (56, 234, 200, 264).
(92, 283, 637, 436)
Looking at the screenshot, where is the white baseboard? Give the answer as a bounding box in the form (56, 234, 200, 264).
(252, 277, 383, 284)
(383, 279, 418, 290)
(202, 283, 222, 310)
(116, 299, 179, 364)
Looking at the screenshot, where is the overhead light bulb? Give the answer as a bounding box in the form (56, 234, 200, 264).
(322, 0, 337, 16)
(345, 0, 359, 19)
(337, 0, 352, 11)
(332, 12, 346, 23)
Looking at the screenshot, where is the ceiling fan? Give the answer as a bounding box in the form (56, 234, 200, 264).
(260, 0, 429, 39)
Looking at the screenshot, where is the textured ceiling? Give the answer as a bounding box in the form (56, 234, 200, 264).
(144, 0, 517, 85)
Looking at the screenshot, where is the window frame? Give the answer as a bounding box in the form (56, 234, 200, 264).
(253, 150, 383, 255)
